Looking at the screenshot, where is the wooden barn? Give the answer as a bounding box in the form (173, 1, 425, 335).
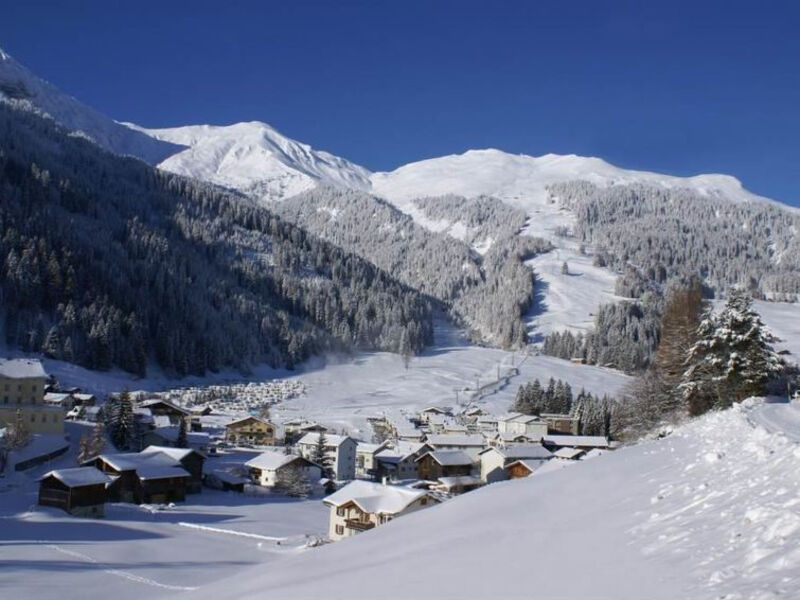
(38, 467, 110, 517)
(415, 450, 474, 481)
(139, 446, 206, 493)
(83, 452, 191, 504)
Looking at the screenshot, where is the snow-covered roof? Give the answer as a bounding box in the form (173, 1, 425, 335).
(494, 431, 543, 442)
(553, 447, 585, 460)
(376, 441, 429, 462)
(138, 398, 191, 414)
(0, 358, 47, 379)
(245, 450, 309, 471)
(356, 441, 389, 455)
(324, 480, 432, 515)
(544, 435, 611, 449)
(140, 445, 203, 461)
(90, 450, 190, 481)
(297, 432, 351, 447)
(226, 415, 274, 428)
(425, 434, 485, 447)
(417, 450, 474, 466)
(41, 467, 111, 487)
(436, 475, 482, 489)
(480, 444, 552, 460)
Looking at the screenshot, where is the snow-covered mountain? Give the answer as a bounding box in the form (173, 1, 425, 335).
(370, 148, 775, 213)
(127, 121, 372, 202)
(0, 47, 179, 164)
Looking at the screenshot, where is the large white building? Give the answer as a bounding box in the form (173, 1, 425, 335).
(245, 450, 321, 487)
(0, 358, 62, 434)
(323, 480, 439, 541)
(297, 432, 357, 481)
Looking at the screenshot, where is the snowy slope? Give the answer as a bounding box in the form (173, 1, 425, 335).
(0, 47, 179, 164)
(183, 398, 800, 600)
(370, 148, 776, 211)
(128, 121, 371, 202)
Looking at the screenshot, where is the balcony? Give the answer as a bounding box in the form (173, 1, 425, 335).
(345, 518, 375, 532)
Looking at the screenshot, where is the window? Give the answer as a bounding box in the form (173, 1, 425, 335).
(335, 525, 344, 535)
(421, 498, 428, 506)
(336, 507, 345, 516)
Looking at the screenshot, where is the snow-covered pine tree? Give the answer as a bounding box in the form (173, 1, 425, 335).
(276, 464, 312, 498)
(312, 432, 334, 479)
(90, 421, 106, 457)
(681, 290, 783, 414)
(77, 434, 92, 464)
(108, 390, 135, 449)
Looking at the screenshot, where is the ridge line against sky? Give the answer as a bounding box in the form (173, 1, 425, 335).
(1, 0, 798, 206)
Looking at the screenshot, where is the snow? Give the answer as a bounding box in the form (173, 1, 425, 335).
(754, 299, 800, 363)
(422, 450, 474, 466)
(41, 467, 111, 487)
(183, 398, 800, 600)
(128, 121, 371, 203)
(0, 47, 179, 164)
(323, 480, 429, 514)
(297, 432, 351, 447)
(482, 444, 553, 460)
(424, 434, 485, 448)
(0, 357, 47, 378)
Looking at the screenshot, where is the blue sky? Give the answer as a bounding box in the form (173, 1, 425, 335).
(2, 0, 799, 205)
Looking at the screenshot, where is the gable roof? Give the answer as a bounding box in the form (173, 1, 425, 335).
(297, 432, 352, 447)
(544, 435, 611, 449)
(88, 451, 190, 480)
(505, 459, 540, 474)
(417, 450, 474, 466)
(140, 445, 204, 461)
(137, 398, 191, 415)
(554, 447, 586, 460)
(425, 434, 485, 447)
(480, 444, 553, 460)
(226, 415, 274, 428)
(0, 358, 47, 379)
(245, 450, 315, 471)
(41, 467, 111, 487)
(323, 480, 432, 514)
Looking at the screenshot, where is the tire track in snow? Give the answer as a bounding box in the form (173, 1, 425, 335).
(45, 544, 197, 591)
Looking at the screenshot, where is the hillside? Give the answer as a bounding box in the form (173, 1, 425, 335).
(183, 398, 800, 600)
(0, 103, 433, 376)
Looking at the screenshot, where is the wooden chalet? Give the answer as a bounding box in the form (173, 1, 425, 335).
(38, 467, 111, 517)
(416, 450, 474, 481)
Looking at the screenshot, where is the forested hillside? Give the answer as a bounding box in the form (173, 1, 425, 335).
(276, 188, 551, 347)
(549, 181, 800, 299)
(0, 104, 433, 376)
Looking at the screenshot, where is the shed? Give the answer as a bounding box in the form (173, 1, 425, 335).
(38, 467, 110, 517)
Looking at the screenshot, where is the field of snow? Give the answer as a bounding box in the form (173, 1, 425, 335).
(181, 398, 800, 600)
(0, 427, 328, 600)
(270, 321, 630, 437)
(755, 299, 800, 365)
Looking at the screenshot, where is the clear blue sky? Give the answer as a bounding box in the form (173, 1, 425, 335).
(2, 0, 799, 205)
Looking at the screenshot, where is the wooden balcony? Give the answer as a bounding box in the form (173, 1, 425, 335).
(345, 518, 375, 532)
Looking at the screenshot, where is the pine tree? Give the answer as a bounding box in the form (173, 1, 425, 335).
(90, 421, 106, 457)
(312, 432, 334, 479)
(108, 390, 135, 450)
(681, 290, 783, 414)
(176, 418, 189, 448)
(276, 464, 312, 498)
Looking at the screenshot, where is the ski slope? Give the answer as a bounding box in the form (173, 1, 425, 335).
(182, 398, 800, 600)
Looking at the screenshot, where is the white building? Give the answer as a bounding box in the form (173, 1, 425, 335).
(245, 450, 321, 487)
(297, 432, 358, 481)
(497, 413, 548, 440)
(323, 480, 439, 541)
(355, 441, 390, 479)
(425, 434, 486, 460)
(479, 444, 553, 483)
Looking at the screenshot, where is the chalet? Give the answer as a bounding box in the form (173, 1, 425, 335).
(479, 444, 553, 483)
(394, 425, 425, 442)
(543, 435, 611, 451)
(137, 398, 191, 427)
(225, 416, 278, 446)
(355, 441, 391, 479)
(424, 434, 486, 460)
(419, 406, 450, 424)
(83, 451, 191, 504)
(506, 459, 539, 479)
(540, 413, 580, 435)
(44, 392, 73, 408)
(497, 413, 547, 439)
(72, 393, 96, 407)
(324, 480, 439, 541)
(374, 441, 432, 481)
(489, 431, 546, 448)
(140, 445, 206, 493)
(416, 450, 474, 481)
(245, 450, 321, 487)
(0, 358, 63, 435)
(38, 467, 111, 517)
(82, 406, 104, 423)
(297, 433, 357, 480)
